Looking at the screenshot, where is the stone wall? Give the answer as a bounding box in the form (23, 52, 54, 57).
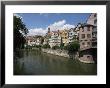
(41, 48, 95, 64)
(42, 49, 69, 58)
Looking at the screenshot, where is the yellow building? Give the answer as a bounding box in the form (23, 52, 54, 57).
(59, 29, 69, 46)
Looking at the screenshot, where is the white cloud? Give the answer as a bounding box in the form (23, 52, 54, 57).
(47, 20, 75, 31)
(28, 28, 47, 36)
(63, 24, 75, 29)
(52, 20, 66, 27)
(28, 20, 75, 36)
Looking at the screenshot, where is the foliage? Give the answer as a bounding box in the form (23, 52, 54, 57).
(52, 45, 60, 50)
(63, 45, 68, 50)
(67, 41, 80, 53)
(60, 37, 64, 49)
(14, 15, 28, 51)
(42, 44, 50, 48)
(35, 45, 42, 48)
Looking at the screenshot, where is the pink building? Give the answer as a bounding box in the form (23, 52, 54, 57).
(78, 13, 97, 63)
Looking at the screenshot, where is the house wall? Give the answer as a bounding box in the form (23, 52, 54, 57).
(79, 26, 93, 51)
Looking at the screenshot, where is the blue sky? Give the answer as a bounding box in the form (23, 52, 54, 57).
(16, 13, 91, 36)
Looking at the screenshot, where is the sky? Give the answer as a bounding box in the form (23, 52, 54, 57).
(15, 13, 91, 36)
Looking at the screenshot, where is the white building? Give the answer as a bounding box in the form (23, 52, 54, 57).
(68, 28, 76, 43)
(49, 31, 61, 48)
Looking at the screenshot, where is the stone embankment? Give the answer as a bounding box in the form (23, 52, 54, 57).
(41, 48, 95, 64)
(42, 49, 69, 58)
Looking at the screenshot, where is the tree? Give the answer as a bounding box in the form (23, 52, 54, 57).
(14, 15, 28, 51)
(52, 45, 60, 50)
(60, 37, 64, 50)
(42, 44, 50, 48)
(67, 41, 80, 59)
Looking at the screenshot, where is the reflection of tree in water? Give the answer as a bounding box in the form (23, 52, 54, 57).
(14, 50, 26, 75)
(14, 60, 25, 75)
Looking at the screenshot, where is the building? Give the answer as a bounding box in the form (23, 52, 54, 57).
(74, 23, 82, 41)
(43, 36, 48, 45)
(59, 29, 69, 46)
(68, 28, 75, 43)
(87, 13, 97, 48)
(87, 13, 97, 26)
(26, 35, 43, 47)
(49, 30, 61, 48)
(78, 13, 97, 63)
(78, 24, 94, 63)
(79, 24, 93, 50)
(87, 13, 97, 62)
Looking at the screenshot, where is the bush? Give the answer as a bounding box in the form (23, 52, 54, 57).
(52, 45, 60, 50)
(34, 45, 41, 48)
(42, 44, 50, 48)
(63, 45, 68, 50)
(60, 43, 64, 49)
(68, 41, 80, 53)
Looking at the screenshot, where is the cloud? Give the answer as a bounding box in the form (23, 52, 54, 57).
(28, 20, 75, 36)
(28, 28, 48, 36)
(47, 20, 75, 31)
(63, 24, 75, 29)
(52, 20, 66, 27)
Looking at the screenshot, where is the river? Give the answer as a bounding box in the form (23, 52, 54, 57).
(14, 49, 97, 75)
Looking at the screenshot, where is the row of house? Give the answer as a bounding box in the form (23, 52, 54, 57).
(43, 13, 97, 62)
(26, 35, 43, 46)
(44, 27, 76, 48)
(26, 13, 97, 63)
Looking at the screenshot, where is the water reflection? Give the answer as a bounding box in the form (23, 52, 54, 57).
(14, 50, 97, 75)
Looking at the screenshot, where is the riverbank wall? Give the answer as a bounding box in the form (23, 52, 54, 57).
(41, 48, 95, 64)
(42, 48, 70, 58)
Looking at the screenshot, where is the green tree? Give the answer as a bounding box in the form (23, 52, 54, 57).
(42, 44, 50, 48)
(67, 41, 80, 59)
(52, 45, 60, 50)
(14, 15, 28, 51)
(60, 37, 64, 49)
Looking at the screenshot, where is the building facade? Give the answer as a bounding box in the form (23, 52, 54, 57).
(78, 13, 97, 63)
(49, 31, 61, 48)
(26, 36, 42, 46)
(59, 29, 69, 46)
(68, 28, 76, 43)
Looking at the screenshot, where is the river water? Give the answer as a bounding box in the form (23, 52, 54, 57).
(14, 49, 97, 75)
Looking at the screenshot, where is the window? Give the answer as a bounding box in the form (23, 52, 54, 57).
(87, 27, 90, 31)
(87, 42, 90, 45)
(82, 42, 85, 45)
(82, 34, 85, 39)
(87, 56, 90, 58)
(87, 34, 91, 38)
